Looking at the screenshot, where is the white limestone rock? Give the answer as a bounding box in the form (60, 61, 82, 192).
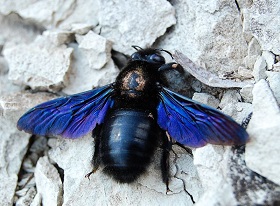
(243, 0, 280, 55)
(62, 41, 118, 94)
(219, 90, 242, 109)
(229, 145, 280, 205)
(0, 92, 55, 206)
(98, 0, 176, 55)
(16, 187, 36, 206)
(222, 102, 253, 124)
(192, 92, 220, 108)
(48, 135, 200, 205)
(0, 0, 75, 28)
(43, 30, 74, 46)
(240, 84, 254, 103)
(272, 62, 280, 72)
(245, 79, 280, 185)
(158, 0, 248, 77)
(237, 67, 253, 80)
(70, 23, 93, 35)
(48, 135, 94, 206)
(0, 174, 18, 206)
(262, 51, 275, 71)
(252, 56, 267, 81)
(4, 33, 73, 92)
(266, 71, 280, 104)
(76, 31, 112, 69)
(34, 156, 63, 206)
(0, 13, 42, 48)
(30, 193, 41, 206)
(244, 37, 262, 70)
(0, 56, 22, 95)
(194, 145, 237, 206)
(58, 0, 100, 29)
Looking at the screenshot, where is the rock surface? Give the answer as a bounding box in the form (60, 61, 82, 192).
(98, 0, 176, 55)
(4, 33, 73, 92)
(34, 156, 63, 206)
(0, 0, 279, 205)
(158, 0, 248, 76)
(245, 80, 280, 185)
(243, 0, 280, 54)
(0, 92, 56, 206)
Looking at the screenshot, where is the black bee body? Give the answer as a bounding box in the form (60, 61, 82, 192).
(100, 109, 160, 183)
(93, 59, 167, 183)
(17, 46, 249, 192)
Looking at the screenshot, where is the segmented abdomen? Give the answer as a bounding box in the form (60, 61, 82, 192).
(100, 109, 159, 183)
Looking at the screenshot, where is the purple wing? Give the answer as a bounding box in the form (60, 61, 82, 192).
(17, 84, 114, 138)
(157, 87, 249, 148)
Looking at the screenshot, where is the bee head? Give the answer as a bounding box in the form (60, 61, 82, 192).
(130, 46, 167, 65)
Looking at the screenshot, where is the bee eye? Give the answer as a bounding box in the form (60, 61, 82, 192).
(131, 52, 141, 60)
(148, 54, 165, 64)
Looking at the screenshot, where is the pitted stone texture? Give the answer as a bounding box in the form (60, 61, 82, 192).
(98, 0, 176, 55)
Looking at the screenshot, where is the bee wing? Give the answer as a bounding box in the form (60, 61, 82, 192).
(17, 84, 114, 138)
(157, 87, 249, 148)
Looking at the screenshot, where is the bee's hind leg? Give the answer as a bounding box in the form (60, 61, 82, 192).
(160, 131, 173, 194)
(85, 125, 102, 179)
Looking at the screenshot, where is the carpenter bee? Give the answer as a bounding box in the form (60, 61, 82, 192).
(17, 46, 249, 190)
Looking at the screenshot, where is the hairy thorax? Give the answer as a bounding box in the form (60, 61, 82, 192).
(120, 68, 148, 98)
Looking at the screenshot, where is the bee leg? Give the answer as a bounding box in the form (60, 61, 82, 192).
(85, 125, 102, 179)
(161, 131, 173, 194)
(174, 142, 193, 157)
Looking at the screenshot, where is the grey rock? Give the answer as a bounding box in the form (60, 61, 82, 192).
(0, 57, 22, 96)
(0, 13, 42, 47)
(245, 79, 280, 185)
(237, 67, 253, 80)
(273, 62, 280, 72)
(262, 51, 275, 71)
(230, 146, 280, 205)
(17, 173, 35, 189)
(58, 0, 99, 29)
(240, 84, 254, 103)
(194, 146, 237, 206)
(30, 193, 41, 206)
(244, 37, 261, 70)
(174, 51, 252, 88)
(222, 102, 253, 124)
(98, 0, 176, 55)
(158, 0, 248, 77)
(16, 187, 36, 206)
(243, 0, 280, 54)
(0, 92, 56, 206)
(266, 71, 280, 104)
(4, 34, 73, 92)
(70, 23, 93, 35)
(62, 41, 118, 94)
(252, 56, 267, 81)
(76, 31, 112, 69)
(43, 30, 74, 46)
(219, 90, 242, 109)
(192, 92, 220, 108)
(0, 0, 75, 28)
(34, 156, 63, 206)
(48, 135, 95, 206)
(191, 80, 202, 92)
(0, 174, 18, 206)
(48, 135, 200, 205)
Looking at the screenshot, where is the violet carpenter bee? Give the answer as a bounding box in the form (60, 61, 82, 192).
(17, 46, 249, 191)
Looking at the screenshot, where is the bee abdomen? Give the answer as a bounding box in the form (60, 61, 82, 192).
(100, 109, 158, 183)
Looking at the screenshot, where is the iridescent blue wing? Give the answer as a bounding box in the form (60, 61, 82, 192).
(17, 84, 114, 138)
(157, 87, 249, 148)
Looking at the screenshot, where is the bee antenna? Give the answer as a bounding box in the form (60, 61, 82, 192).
(157, 49, 174, 59)
(132, 45, 143, 51)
